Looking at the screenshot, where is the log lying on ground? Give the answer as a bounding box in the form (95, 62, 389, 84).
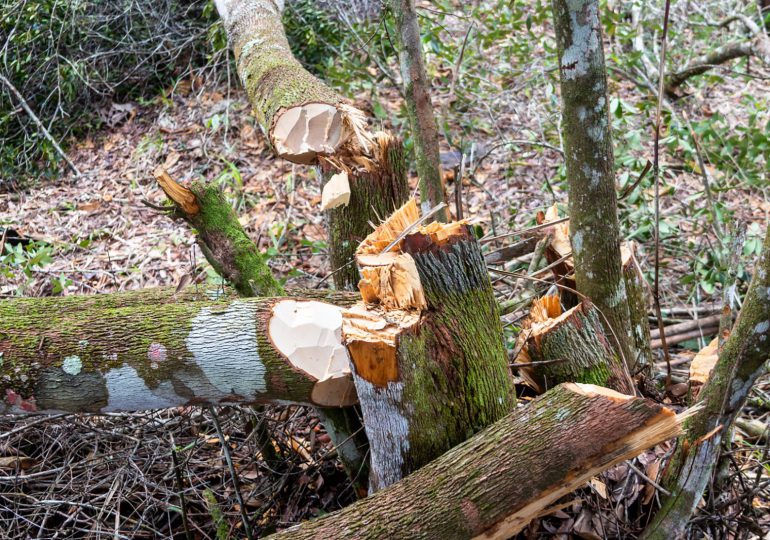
(0, 294, 361, 414)
(642, 223, 770, 539)
(516, 296, 634, 394)
(348, 199, 516, 491)
(214, 0, 369, 164)
(266, 383, 685, 540)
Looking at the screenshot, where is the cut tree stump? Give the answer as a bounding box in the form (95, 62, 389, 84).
(621, 242, 653, 374)
(517, 297, 634, 394)
(348, 199, 516, 491)
(266, 383, 685, 540)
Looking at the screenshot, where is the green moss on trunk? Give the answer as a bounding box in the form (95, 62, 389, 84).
(551, 0, 634, 367)
(323, 135, 410, 290)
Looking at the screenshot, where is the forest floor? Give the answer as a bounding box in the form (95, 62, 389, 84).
(1, 4, 769, 538)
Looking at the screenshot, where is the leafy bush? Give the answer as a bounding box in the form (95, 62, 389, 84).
(0, 0, 222, 183)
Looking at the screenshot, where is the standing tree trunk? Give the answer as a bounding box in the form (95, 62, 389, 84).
(642, 224, 770, 539)
(551, 0, 635, 371)
(389, 0, 449, 220)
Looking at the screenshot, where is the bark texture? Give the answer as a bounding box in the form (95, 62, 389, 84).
(0, 294, 357, 414)
(389, 0, 448, 219)
(322, 134, 410, 289)
(522, 300, 633, 394)
(215, 0, 349, 163)
(349, 224, 516, 492)
(642, 224, 770, 539)
(156, 169, 283, 297)
(266, 383, 682, 540)
(551, 0, 634, 368)
(622, 243, 653, 374)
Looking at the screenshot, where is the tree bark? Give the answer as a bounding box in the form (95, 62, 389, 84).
(154, 168, 370, 494)
(622, 242, 653, 375)
(154, 168, 283, 297)
(266, 383, 684, 540)
(0, 294, 360, 414)
(322, 133, 410, 290)
(389, 0, 449, 220)
(349, 201, 516, 491)
(551, 0, 635, 369)
(642, 224, 770, 539)
(520, 300, 634, 394)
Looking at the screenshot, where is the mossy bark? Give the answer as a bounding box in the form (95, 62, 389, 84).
(524, 300, 633, 394)
(623, 243, 653, 375)
(348, 226, 516, 492)
(323, 136, 410, 290)
(0, 295, 344, 413)
(216, 0, 342, 145)
(182, 179, 284, 297)
(266, 384, 680, 540)
(641, 224, 770, 539)
(551, 0, 635, 368)
(389, 0, 448, 219)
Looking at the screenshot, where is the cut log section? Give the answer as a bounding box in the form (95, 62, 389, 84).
(265, 383, 686, 540)
(214, 0, 370, 164)
(516, 297, 634, 394)
(346, 199, 516, 492)
(0, 294, 359, 414)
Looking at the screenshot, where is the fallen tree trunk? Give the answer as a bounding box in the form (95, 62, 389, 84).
(517, 298, 634, 394)
(0, 294, 359, 413)
(349, 200, 516, 491)
(154, 167, 371, 493)
(266, 383, 684, 540)
(642, 223, 770, 539)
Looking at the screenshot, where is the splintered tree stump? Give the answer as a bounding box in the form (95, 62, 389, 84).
(322, 133, 410, 290)
(346, 200, 516, 492)
(519, 298, 633, 394)
(622, 242, 653, 375)
(266, 383, 685, 540)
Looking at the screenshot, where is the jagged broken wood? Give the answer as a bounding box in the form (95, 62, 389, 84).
(349, 199, 516, 491)
(516, 297, 634, 394)
(265, 383, 685, 540)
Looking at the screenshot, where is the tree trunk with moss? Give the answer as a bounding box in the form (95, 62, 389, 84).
(389, 0, 449, 220)
(551, 0, 635, 369)
(0, 293, 361, 414)
(622, 242, 653, 375)
(641, 224, 770, 539)
(322, 134, 410, 290)
(266, 383, 683, 540)
(520, 300, 633, 394)
(349, 207, 516, 492)
(154, 168, 371, 494)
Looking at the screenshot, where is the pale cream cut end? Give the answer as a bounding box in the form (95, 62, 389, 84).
(272, 103, 344, 164)
(268, 300, 357, 406)
(320, 171, 351, 210)
(566, 382, 633, 402)
(690, 337, 719, 385)
(544, 204, 571, 260)
(341, 303, 420, 347)
(358, 253, 426, 310)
